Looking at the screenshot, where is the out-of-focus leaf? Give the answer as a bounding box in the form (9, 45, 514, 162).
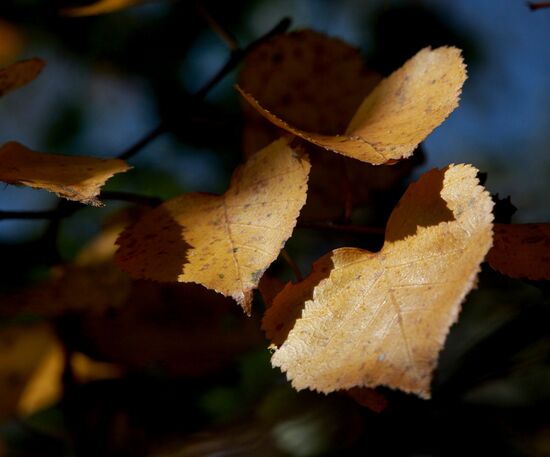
(487, 223, 550, 280)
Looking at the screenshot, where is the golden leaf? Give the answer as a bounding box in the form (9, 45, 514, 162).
(61, 0, 146, 16)
(0, 58, 44, 97)
(0, 142, 131, 206)
(115, 138, 310, 312)
(266, 164, 493, 398)
(487, 223, 550, 280)
(238, 46, 466, 165)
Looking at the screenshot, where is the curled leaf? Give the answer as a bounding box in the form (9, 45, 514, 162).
(0, 58, 44, 97)
(266, 164, 493, 398)
(238, 46, 466, 165)
(116, 138, 310, 312)
(487, 223, 550, 280)
(0, 142, 131, 205)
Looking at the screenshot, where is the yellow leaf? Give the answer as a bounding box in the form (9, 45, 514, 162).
(487, 223, 550, 281)
(266, 164, 493, 398)
(238, 46, 466, 165)
(0, 142, 131, 206)
(0, 58, 44, 97)
(0, 323, 58, 420)
(17, 340, 64, 417)
(61, 0, 146, 16)
(115, 138, 310, 312)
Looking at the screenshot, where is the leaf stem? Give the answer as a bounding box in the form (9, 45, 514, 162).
(281, 248, 303, 281)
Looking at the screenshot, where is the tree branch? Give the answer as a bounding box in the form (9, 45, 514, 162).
(116, 16, 291, 161)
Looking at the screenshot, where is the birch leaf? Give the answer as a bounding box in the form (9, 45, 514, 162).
(267, 164, 493, 398)
(116, 138, 310, 313)
(0, 142, 131, 206)
(238, 46, 466, 165)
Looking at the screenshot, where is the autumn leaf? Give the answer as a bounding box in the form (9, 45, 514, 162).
(80, 281, 263, 376)
(487, 223, 550, 280)
(238, 46, 466, 165)
(0, 58, 44, 97)
(0, 142, 131, 206)
(264, 164, 493, 398)
(116, 138, 310, 312)
(0, 323, 58, 420)
(239, 29, 381, 155)
(61, 0, 148, 16)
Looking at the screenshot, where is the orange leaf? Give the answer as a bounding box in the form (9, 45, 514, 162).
(0, 142, 131, 206)
(0, 21, 24, 66)
(61, 0, 146, 16)
(266, 164, 493, 398)
(116, 138, 310, 312)
(0, 58, 44, 97)
(238, 46, 466, 165)
(487, 223, 550, 280)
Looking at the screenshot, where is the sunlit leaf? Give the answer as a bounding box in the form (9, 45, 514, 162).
(116, 138, 310, 313)
(0, 142, 131, 206)
(265, 164, 493, 398)
(238, 46, 466, 165)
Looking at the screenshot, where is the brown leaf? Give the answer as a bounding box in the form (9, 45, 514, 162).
(237, 30, 423, 222)
(266, 164, 493, 398)
(238, 46, 466, 165)
(487, 223, 550, 280)
(81, 281, 263, 376)
(0, 58, 44, 97)
(239, 30, 381, 147)
(116, 138, 310, 312)
(345, 387, 388, 413)
(0, 142, 131, 206)
(61, 0, 146, 16)
(0, 21, 24, 66)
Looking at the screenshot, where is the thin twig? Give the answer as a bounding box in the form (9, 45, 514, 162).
(196, 2, 240, 51)
(528, 1, 550, 10)
(0, 209, 60, 220)
(299, 222, 385, 236)
(116, 16, 291, 161)
(280, 249, 303, 281)
(100, 191, 162, 206)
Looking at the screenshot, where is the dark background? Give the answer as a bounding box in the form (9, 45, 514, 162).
(0, 1, 549, 456)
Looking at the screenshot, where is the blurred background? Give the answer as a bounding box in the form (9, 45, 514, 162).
(0, 0, 549, 456)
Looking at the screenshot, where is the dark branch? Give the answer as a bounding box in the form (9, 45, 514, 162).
(116, 16, 291, 161)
